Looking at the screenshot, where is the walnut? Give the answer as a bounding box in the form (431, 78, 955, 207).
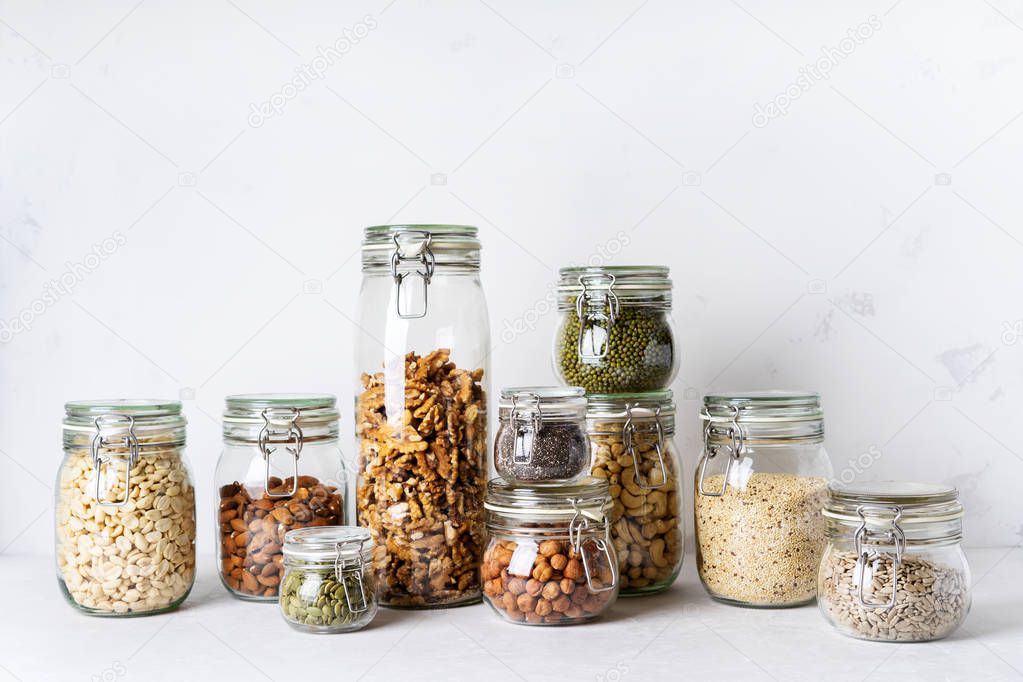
(356, 349, 486, 607)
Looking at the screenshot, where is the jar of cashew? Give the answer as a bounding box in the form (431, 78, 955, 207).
(586, 391, 683, 596)
(56, 400, 196, 616)
(216, 394, 347, 601)
(482, 477, 619, 625)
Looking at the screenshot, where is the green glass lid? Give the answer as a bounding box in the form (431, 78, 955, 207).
(283, 526, 373, 561)
(824, 481, 962, 522)
(702, 390, 821, 422)
(223, 393, 339, 424)
(65, 399, 181, 418)
(485, 476, 610, 516)
(586, 390, 675, 417)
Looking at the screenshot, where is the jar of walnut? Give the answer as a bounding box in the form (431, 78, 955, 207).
(482, 477, 619, 625)
(355, 226, 489, 608)
(587, 391, 683, 596)
(216, 394, 346, 601)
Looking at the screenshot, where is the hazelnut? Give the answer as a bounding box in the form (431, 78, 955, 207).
(550, 554, 568, 571)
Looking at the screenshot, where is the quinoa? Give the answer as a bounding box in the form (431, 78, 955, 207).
(694, 472, 828, 606)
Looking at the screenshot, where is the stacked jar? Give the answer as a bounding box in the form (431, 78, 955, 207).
(552, 266, 683, 596)
(483, 387, 620, 624)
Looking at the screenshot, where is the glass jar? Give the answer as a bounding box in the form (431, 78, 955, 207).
(694, 391, 833, 607)
(482, 477, 618, 625)
(818, 482, 970, 642)
(56, 400, 196, 616)
(587, 391, 683, 596)
(495, 387, 589, 482)
(280, 526, 377, 633)
(355, 225, 489, 608)
(216, 394, 346, 601)
(554, 266, 677, 393)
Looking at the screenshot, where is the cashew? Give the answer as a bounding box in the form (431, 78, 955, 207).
(650, 538, 667, 567)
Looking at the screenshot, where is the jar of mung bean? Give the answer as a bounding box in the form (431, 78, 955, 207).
(495, 386, 589, 482)
(216, 394, 346, 601)
(818, 482, 970, 642)
(280, 526, 377, 633)
(554, 266, 677, 393)
(694, 391, 832, 607)
(482, 477, 619, 625)
(586, 391, 683, 596)
(56, 399, 196, 616)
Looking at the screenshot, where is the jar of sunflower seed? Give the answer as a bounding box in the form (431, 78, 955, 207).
(553, 266, 677, 393)
(279, 527, 377, 633)
(587, 391, 683, 595)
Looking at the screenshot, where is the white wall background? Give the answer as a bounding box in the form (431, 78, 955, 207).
(2, 0, 1022, 558)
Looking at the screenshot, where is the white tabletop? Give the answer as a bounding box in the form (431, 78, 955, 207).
(2, 547, 1020, 682)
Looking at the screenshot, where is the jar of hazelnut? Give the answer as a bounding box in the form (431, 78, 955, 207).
(482, 477, 619, 625)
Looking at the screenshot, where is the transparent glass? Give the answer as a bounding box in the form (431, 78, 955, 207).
(587, 399, 683, 596)
(216, 395, 346, 601)
(553, 266, 677, 393)
(355, 225, 489, 608)
(494, 387, 589, 483)
(818, 537, 970, 641)
(56, 402, 195, 616)
(280, 557, 377, 633)
(482, 528, 618, 625)
(694, 440, 832, 607)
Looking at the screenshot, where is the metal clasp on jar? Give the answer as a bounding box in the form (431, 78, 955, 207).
(258, 407, 304, 497)
(852, 505, 906, 610)
(334, 537, 371, 613)
(90, 414, 140, 507)
(696, 405, 744, 497)
(622, 403, 669, 490)
(568, 500, 617, 594)
(574, 273, 620, 361)
(510, 392, 542, 464)
(389, 230, 436, 319)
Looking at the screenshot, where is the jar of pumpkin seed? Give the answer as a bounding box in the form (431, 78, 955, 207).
(279, 527, 377, 633)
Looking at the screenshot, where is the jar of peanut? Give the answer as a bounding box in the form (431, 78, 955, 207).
(482, 477, 619, 625)
(586, 391, 683, 596)
(56, 399, 196, 616)
(216, 394, 346, 601)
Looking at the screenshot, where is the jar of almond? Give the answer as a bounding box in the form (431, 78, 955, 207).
(56, 399, 196, 616)
(216, 394, 346, 601)
(482, 477, 619, 625)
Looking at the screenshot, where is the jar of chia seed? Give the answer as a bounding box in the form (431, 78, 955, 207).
(553, 266, 677, 393)
(495, 387, 589, 483)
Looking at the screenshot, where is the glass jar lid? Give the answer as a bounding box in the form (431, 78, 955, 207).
(702, 390, 823, 444)
(824, 481, 963, 524)
(586, 390, 676, 433)
(223, 393, 339, 424)
(361, 224, 480, 270)
(558, 265, 670, 300)
(63, 399, 185, 450)
(283, 526, 373, 563)
(499, 386, 586, 421)
(485, 476, 611, 521)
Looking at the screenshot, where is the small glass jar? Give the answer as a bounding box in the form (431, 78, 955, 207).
(482, 477, 619, 625)
(495, 387, 589, 482)
(56, 400, 196, 616)
(355, 225, 488, 608)
(694, 391, 833, 607)
(554, 266, 677, 393)
(216, 394, 346, 601)
(818, 482, 971, 642)
(280, 527, 377, 633)
(586, 391, 683, 596)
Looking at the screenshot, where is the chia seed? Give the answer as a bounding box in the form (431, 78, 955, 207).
(495, 421, 589, 482)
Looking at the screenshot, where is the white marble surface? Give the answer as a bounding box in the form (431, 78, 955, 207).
(2, 547, 1021, 681)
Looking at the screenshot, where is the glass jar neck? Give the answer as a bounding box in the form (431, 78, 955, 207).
(556, 266, 672, 311)
(361, 225, 481, 274)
